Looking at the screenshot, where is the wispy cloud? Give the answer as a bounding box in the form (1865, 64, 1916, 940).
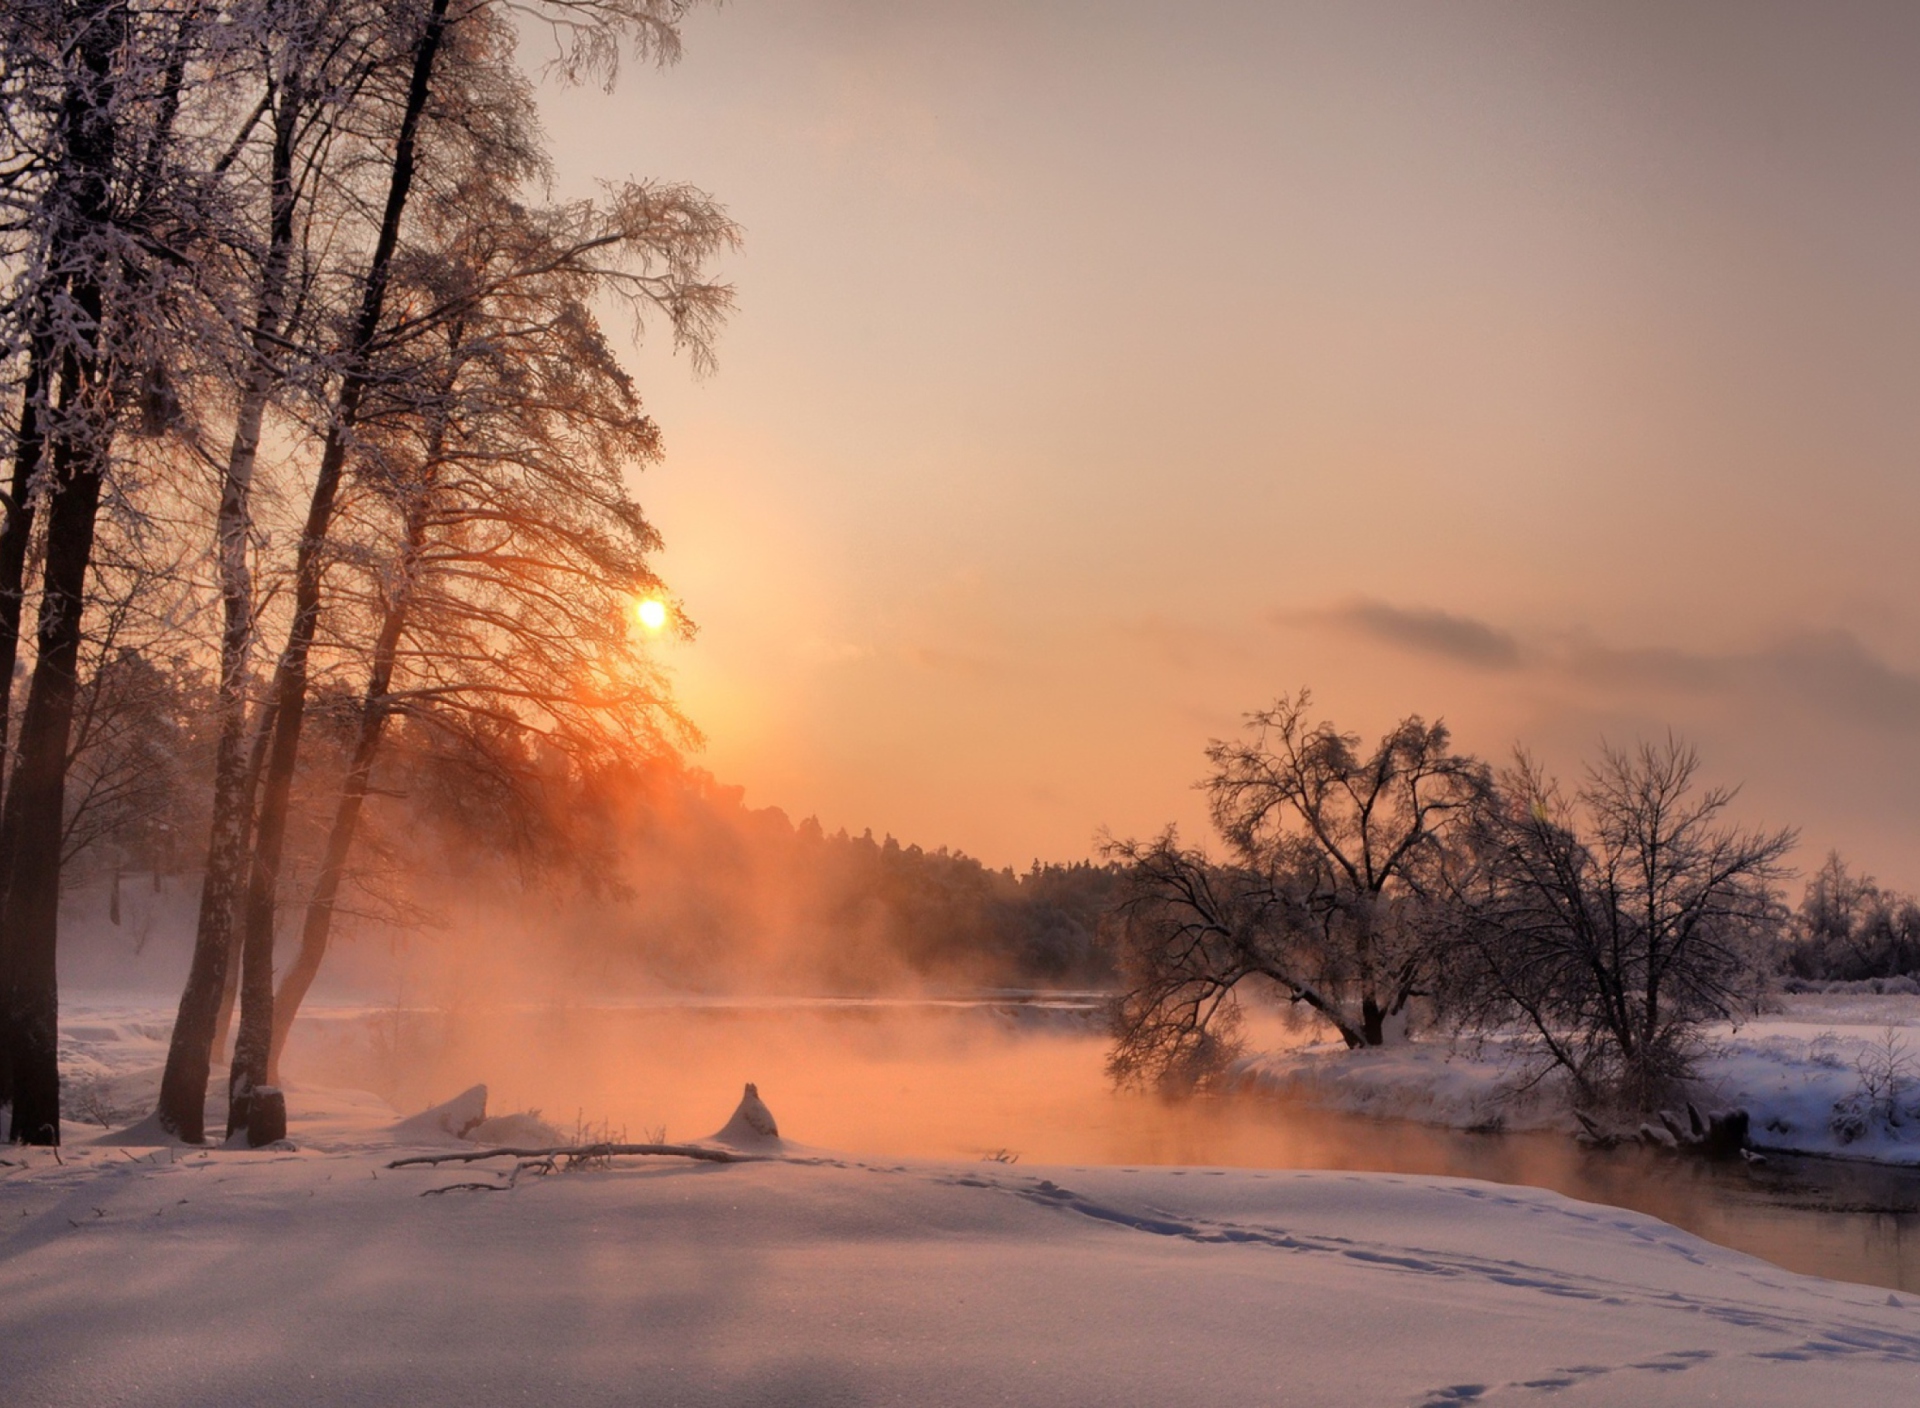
(1311, 599, 1920, 738)
(1321, 600, 1523, 670)
(1568, 629, 1920, 733)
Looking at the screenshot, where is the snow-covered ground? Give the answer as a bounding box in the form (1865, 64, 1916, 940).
(5, 1085, 1920, 1405)
(3, 996, 1919, 1406)
(1240, 992, 1920, 1163)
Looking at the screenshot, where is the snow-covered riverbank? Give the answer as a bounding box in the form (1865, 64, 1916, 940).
(4, 1080, 1919, 1408)
(1240, 992, 1920, 1164)
(8, 993, 1920, 1403)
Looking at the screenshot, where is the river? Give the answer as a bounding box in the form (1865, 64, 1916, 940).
(294, 994, 1920, 1293)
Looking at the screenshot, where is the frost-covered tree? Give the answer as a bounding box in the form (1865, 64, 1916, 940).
(262, 170, 734, 1080)
(1782, 853, 1920, 983)
(1107, 693, 1487, 1087)
(0, 0, 720, 1145)
(1440, 740, 1795, 1110)
(0, 0, 240, 1143)
(156, 0, 420, 1143)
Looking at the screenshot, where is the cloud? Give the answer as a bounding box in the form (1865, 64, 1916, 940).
(1325, 600, 1523, 669)
(1570, 629, 1920, 733)
(1306, 598, 1920, 738)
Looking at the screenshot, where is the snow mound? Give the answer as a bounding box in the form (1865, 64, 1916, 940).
(707, 1082, 782, 1150)
(391, 1084, 489, 1144)
(467, 1111, 564, 1146)
(1238, 1040, 1569, 1132)
(92, 1109, 196, 1147)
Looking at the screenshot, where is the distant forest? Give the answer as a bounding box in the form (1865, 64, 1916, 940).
(46, 678, 1123, 994)
(585, 763, 1122, 992)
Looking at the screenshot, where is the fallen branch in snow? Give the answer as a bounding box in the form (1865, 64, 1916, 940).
(388, 1141, 767, 1171)
(418, 1155, 561, 1195)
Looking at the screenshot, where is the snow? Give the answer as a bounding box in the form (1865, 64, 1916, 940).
(1241, 993, 1920, 1162)
(3, 996, 1919, 1405)
(389, 1084, 490, 1143)
(708, 1080, 784, 1150)
(7, 1110, 1920, 1405)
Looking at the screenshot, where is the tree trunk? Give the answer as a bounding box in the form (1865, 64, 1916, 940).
(228, 0, 451, 1135)
(1359, 995, 1385, 1047)
(0, 0, 125, 1145)
(266, 700, 389, 1084)
(0, 334, 51, 783)
(0, 339, 52, 1113)
(157, 72, 304, 1142)
(270, 437, 443, 1082)
(0, 416, 108, 1144)
(213, 696, 278, 1068)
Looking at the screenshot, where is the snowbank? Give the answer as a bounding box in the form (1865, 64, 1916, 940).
(1240, 994, 1920, 1163)
(5, 1113, 1918, 1406)
(1238, 1039, 1571, 1132)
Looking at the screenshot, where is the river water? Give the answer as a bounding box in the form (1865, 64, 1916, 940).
(297, 994, 1920, 1294)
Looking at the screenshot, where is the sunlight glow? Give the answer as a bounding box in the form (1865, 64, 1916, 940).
(635, 597, 669, 632)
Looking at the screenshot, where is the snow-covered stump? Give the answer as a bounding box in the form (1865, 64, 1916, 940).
(708, 1083, 781, 1150)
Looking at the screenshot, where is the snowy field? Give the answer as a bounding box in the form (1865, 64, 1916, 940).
(1241, 992, 1920, 1164)
(2, 997, 1919, 1406)
(5, 1086, 1920, 1406)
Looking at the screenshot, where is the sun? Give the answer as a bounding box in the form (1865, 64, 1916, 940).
(635, 597, 669, 632)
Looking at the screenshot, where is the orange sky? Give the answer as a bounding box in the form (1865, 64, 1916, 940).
(536, 2, 1920, 884)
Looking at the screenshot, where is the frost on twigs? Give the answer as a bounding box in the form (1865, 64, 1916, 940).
(1831, 1028, 1919, 1144)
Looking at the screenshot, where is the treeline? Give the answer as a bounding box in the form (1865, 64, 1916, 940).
(1783, 853, 1920, 986)
(0, 0, 732, 1145)
(586, 761, 1121, 992)
(1105, 691, 1903, 1113)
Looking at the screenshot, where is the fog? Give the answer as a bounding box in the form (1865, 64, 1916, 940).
(255, 994, 1915, 1291)
(53, 861, 1920, 1293)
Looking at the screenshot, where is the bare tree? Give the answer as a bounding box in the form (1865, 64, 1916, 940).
(222, 0, 709, 1137)
(1107, 692, 1487, 1087)
(262, 176, 728, 1078)
(58, 531, 210, 879)
(157, 0, 413, 1143)
(1440, 739, 1795, 1110)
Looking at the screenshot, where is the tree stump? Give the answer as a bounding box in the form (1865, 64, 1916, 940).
(247, 1086, 287, 1146)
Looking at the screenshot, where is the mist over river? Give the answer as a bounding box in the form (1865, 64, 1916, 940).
(277, 996, 1920, 1294)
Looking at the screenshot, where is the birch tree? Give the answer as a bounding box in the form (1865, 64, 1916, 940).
(157, 0, 406, 1142)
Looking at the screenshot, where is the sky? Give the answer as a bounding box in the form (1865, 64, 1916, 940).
(534, 1, 1920, 884)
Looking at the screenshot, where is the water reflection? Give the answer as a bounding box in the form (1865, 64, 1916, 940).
(294, 998, 1920, 1293)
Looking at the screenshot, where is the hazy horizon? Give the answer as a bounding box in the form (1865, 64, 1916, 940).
(530, 1, 1920, 887)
